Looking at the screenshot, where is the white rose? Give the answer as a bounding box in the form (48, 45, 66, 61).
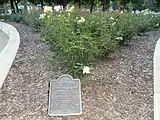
(112, 22, 116, 26)
(110, 17, 114, 20)
(39, 13, 46, 19)
(68, 6, 75, 13)
(44, 6, 53, 13)
(83, 66, 91, 74)
(77, 17, 85, 24)
(116, 37, 123, 40)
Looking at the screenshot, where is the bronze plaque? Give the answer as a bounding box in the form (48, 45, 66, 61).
(48, 75, 82, 116)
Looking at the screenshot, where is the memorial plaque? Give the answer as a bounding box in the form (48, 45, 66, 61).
(48, 75, 82, 116)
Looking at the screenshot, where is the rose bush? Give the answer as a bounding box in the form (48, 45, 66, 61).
(40, 8, 160, 77)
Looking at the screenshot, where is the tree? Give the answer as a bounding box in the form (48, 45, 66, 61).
(10, 0, 15, 13)
(156, 0, 160, 6)
(59, 0, 68, 9)
(0, 0, 8, 5)
(102, 0, 110, 11)
(14, 0, 22, 13)
(90, 0, 95, 13)
(23, 0, 28, 12)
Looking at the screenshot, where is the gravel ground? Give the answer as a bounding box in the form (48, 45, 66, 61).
(0, 23, 160, 120)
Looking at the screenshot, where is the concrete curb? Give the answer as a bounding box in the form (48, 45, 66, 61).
(154, 38, 160, 120)
(0, 22, 20, 88)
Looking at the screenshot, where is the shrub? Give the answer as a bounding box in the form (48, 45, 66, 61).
(23, 10, 42, 31)
(1, 10, 43, 31)
(0, 14, 11, 21)
(116, 13, 138, 44)
(0, 14, 24, 22)
(10, 14, 24, 22)
(41, 12, 97, 76)
(40, 10, 160, 77)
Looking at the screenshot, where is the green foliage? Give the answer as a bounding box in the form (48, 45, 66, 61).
(10, 13, 24, 22)
(0, 0, 8, 5)
(115, 13, 156, 44)
(0, 10, 42, 31)
(0, 14, 24, 22)
(23, 10, 42, 31)
(41, 12, 98, 76)
(0, 14, 11, 20)
(116, 13, 137, 43)
(40, 11, 160, 77)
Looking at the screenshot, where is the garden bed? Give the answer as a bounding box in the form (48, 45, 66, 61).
(0, 22, 159, 120)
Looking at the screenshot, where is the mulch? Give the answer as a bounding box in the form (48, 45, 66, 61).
(0, 22, 160, 120)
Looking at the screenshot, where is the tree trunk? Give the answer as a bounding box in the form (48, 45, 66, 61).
(82, 0, 86, 8)
(157, 0, 160, 6)
(40, 0, 44, 10)
(148, 0, 154, 8)
(103, 0, 110, 11)
(90, 0, 95, 13)
(23, 0, 28, 13)
(123, 0, 127, 9)
(49, 1, 54, 7)
(10, 0, 15, 13)
(14, 0, 19, 13)
(78, 0, 81, 8)
(113, 0, 118, 10)
(62, 0, 68, 10)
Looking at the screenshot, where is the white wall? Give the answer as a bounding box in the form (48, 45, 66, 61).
(0, 22, 20, 88)
(154, 38, 160, 120)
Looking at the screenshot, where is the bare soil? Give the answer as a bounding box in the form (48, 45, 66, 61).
(0, 22, 160, 120)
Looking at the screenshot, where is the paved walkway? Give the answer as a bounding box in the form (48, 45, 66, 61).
(0, 30, 9, 52)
